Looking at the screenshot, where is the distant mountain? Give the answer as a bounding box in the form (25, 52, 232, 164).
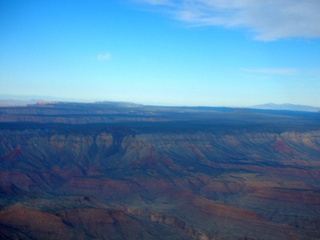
(0, 98, 43, 106)
(0, 94, 97, 106)
(251, 103, 320, 112)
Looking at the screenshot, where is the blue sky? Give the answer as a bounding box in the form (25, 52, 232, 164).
(1, 0, 320, 107)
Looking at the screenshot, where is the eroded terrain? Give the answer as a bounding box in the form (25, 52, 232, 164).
(0, 102, 320, 239)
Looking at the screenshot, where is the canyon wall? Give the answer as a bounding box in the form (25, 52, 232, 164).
(1, 125, 320, 239)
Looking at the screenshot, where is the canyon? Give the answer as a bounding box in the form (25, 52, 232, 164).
(0, 102, 320, 239)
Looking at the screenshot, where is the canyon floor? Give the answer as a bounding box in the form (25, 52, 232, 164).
(0, 102, 320, 239)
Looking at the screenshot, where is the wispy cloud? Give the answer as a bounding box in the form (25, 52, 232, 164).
(97, 53, 112, 61)
(240, 68, 299, 75)
(134, 0, 170, 5)
(133, 0, 320, 40)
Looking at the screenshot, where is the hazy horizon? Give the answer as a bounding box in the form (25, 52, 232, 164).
(1, 1, 320, 107)
(1, 94, 320, 111)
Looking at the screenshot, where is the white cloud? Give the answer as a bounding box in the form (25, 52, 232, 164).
(97, 53, 112, 61)
(133, 0, 320, 40)
(240, 68, 299, 75)
(134, 0, 171, 5)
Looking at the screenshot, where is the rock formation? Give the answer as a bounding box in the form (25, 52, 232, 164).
(0, 102, 320, 239)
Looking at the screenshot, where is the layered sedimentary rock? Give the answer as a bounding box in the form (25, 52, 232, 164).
(1, 103, 320, 239)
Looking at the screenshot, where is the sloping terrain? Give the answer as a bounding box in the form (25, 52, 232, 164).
(0, 102, 320, 239)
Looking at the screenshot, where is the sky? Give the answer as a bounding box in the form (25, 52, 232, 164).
(1, 0, 320, 107)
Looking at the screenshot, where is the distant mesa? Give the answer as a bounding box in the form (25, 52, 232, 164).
(251, 103, 320, 112)
(1, 95, 319, 112)
(0, 99, 42, 107)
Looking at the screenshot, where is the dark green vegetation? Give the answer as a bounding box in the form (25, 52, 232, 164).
(0, 102, 320, 239)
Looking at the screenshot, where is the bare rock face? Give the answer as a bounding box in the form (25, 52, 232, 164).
(1, 103, 320, 239)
